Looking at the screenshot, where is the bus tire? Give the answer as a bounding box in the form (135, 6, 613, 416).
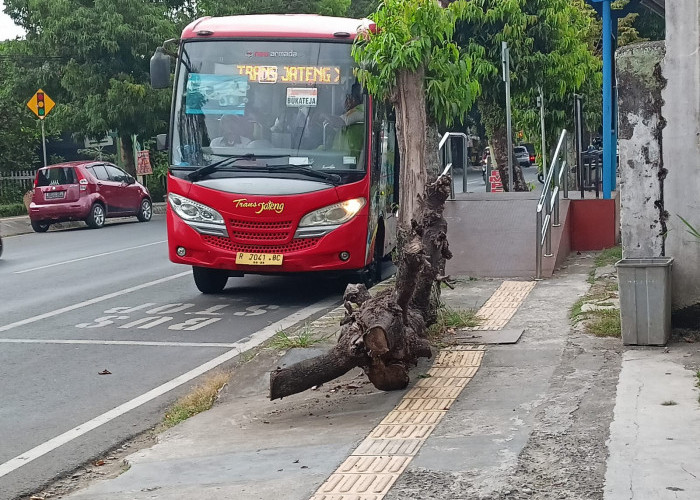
(192, 266, 228, 294)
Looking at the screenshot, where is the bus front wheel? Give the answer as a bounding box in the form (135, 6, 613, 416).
(192, 266, 229, 294)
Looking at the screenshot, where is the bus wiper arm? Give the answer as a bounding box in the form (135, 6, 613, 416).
(187, 154, 292, 181)
(265, 164, 341, 185)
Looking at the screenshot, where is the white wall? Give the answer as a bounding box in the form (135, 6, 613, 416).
(662, 0, 700, 308)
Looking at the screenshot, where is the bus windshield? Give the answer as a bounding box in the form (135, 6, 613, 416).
(172, 40, 367, 183)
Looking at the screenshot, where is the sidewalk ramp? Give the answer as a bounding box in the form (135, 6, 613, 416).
(444, 192, 570, 279)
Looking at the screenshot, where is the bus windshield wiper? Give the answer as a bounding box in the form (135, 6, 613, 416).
(186, 154, 291, 181)
(265, 164, 341, 185)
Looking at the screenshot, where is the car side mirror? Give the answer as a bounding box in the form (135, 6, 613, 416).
(156, 133, 168, 151)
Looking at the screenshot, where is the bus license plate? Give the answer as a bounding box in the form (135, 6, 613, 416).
(235, 252, 283, 266)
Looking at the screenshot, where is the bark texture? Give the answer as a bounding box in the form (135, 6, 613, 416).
(490, 127, 528, 192)
(269, 175, 453, 400)
(394, 67, 428, 227)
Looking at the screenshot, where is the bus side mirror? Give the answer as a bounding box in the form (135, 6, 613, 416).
(156, 133, 168, 151)
(150, 47, 171, 89)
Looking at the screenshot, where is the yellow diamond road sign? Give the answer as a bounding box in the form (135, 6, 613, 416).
(27, 89, 55, 119)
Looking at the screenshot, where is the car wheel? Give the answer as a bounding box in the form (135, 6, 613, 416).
(86, 203, 106, 229)
(192, 266, 228, 294)
(31, 220, 50, 233)
(137, 198, 152, 222)
(0, 236, 3, 258)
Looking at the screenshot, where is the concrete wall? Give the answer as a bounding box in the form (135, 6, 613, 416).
(662, 1, 700, 309)
(617, 41, 666, 259)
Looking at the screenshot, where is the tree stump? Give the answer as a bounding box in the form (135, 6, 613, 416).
(269, 174, 452, 400)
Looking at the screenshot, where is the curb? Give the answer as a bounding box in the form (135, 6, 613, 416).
(0, 202, 167, 238)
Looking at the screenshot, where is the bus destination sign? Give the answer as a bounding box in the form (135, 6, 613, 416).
(236, 65, 341, 85)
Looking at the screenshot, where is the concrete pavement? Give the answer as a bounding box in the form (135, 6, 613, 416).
(5, 211, 699, 500)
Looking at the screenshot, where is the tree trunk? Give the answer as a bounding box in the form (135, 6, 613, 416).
(393, 67, 428, 228)
(269, 175, 453, 400)
(490, 127, 528, 192)
(120, 135, 136, 176)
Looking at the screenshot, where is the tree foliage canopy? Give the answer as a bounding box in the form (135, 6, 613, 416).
(353, 0, 480, 127)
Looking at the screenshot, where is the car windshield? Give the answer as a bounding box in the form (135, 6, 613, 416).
(171, 40, 367, 185)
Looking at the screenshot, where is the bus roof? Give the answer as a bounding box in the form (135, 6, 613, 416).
(182, 15, 375, 40)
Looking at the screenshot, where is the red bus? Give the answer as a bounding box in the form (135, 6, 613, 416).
(151, 15, 399, 293)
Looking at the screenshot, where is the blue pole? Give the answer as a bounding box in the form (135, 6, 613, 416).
(601, 0, 612, 199)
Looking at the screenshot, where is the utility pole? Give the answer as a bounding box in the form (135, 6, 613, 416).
(502, 42, 513, 192)
(537, 86, 547, 180)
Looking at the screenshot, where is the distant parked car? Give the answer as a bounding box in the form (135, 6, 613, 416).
(514, 146, 531, 168)
(519, 142, 536, 166)
(29, 161, 152, 232)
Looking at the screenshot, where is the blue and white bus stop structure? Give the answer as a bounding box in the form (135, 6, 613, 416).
(585, 0, 664, 199)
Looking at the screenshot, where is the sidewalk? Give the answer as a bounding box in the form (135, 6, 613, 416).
(25, 252, 699, 500)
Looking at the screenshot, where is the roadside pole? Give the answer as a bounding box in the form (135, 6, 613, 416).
(538, 86, 547, 180)
(40, 119, 47, 168)
(502, 42, 513, 192)
(26, 89, 55, 168)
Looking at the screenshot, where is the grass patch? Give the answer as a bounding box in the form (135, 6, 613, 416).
(269, 323, 330, 349)
(587, 309, 621, 337)
(427, 306, 481, 341)
(160, 371, 230, 430)
(594, 246, 622, 268)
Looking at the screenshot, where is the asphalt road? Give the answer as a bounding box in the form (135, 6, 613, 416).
(454, 164, 542, 194)
(0, 215, 351, 500)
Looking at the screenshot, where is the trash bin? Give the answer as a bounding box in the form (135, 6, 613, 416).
(615, 257, 674, 346)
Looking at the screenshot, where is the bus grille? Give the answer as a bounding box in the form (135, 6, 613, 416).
(203, 235, 320, 254)
(229, 218, 293, 243)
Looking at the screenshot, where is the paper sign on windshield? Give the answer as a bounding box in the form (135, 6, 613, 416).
(286, 88, 317, 107)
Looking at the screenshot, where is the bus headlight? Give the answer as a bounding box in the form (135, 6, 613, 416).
(168, 193, 228, 237)
(298, 198, 366, 227)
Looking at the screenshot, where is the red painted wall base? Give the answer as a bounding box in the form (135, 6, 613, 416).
(570, 196, 619, 251)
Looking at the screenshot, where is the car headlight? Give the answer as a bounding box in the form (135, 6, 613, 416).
(168, 193, 225, 225)
(299, 198, 366, 227)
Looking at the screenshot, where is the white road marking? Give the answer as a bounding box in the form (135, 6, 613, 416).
(0, 338, 241, 347)
(0, 296, 337, 478)
(0, 272, 191, 332)
(14, 240, 167, 274)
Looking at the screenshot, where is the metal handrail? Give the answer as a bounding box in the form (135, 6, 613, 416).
(536, 129, 569, 280)
(439, 132, 469, 200)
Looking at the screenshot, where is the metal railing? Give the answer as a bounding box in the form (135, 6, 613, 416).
(536, 129, 569, 280)
(438, 132, 469, 200)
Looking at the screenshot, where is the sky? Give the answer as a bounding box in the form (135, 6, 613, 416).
(0, 0, 25, 40)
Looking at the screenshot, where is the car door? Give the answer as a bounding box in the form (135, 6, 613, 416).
(89, 163, 122, 214)
(104, 164, 139, 214)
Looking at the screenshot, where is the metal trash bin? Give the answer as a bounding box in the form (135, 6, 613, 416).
(615, 257, 674, 346)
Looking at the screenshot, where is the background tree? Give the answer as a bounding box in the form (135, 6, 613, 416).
(452, 0, 600, 191)
(353, 0, 479, 229)
(0, 41, 43, 176)
(4, 0, 177, 174)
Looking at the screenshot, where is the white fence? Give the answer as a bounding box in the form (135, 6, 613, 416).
(0, 170, 36, 202)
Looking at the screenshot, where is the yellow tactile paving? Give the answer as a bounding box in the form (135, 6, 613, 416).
(309, 346, 485, 500)
(466, 280, 536, 331)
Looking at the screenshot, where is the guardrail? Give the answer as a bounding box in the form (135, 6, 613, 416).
(536, 129, 569, 280)
(438, 132, 469, 200)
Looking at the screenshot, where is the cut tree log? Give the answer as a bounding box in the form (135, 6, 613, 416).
(269, 174, 452, 400)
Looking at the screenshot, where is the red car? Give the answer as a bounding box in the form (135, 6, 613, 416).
(29, 161, 152, 232)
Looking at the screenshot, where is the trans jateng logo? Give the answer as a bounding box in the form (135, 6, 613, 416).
(233, 198, 285, 214)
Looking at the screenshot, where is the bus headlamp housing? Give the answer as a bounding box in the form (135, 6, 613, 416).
(299, 198, 366, 227)
(168, 193, 228, 237)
